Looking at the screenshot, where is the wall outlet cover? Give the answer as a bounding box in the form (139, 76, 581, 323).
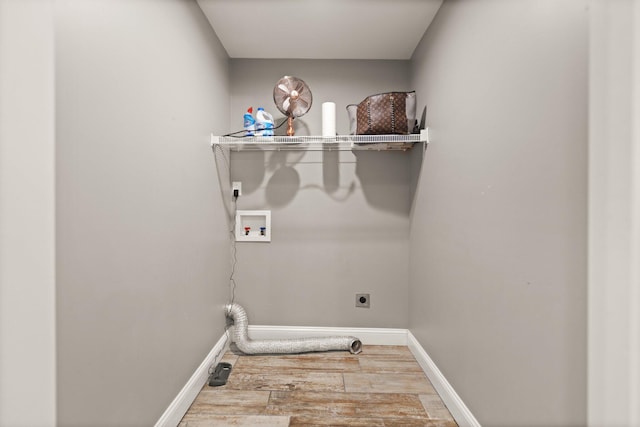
(232, 181, 242, 197)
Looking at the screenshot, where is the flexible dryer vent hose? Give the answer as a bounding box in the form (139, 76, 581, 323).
(225, 303, 362, 355)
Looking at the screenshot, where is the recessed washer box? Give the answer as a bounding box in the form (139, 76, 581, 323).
(235, 210, 271, 242)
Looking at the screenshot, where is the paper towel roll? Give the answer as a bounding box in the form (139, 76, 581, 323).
(322, 102, 336, 137)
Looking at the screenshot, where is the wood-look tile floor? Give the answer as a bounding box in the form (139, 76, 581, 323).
(180, 345, 458, 427)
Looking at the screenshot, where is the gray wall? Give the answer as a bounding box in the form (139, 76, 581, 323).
(0, 1, 56, 425)
(230, 59, 412, 136)
(408, 1, 588, 426)
(49, 1, 590, 424)
(55, 1, 230, 425)
(228, 60, 413, 328)
(588, 2, 640, 425)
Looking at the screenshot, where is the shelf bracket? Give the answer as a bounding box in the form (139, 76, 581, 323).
(420, 127, 430, 144)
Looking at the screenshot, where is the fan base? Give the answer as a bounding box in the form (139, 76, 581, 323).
(286, 116, 295, 136)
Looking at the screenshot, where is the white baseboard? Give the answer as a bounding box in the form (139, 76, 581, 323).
(154, 333, 229, 427)
(407, 331, 481, 427)
(156, 326, 479, 427)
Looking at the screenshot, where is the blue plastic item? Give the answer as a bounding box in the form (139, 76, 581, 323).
(244, 107, 255, 136)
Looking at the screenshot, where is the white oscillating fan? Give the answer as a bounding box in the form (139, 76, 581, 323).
(273, 76, 312, 136)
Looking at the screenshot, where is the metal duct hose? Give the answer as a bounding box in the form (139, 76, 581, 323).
(225, 303, 362, 355)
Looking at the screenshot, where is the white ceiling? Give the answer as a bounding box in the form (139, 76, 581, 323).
(196, 0, 442, 60)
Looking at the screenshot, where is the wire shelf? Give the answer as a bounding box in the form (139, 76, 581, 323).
(210, 129, 429, 152)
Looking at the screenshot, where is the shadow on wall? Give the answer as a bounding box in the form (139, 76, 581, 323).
(225, 149, 301, 207)
(354, 150, 417, 216)
(227, 143, 423, 216)
(318, 151, 357, 201)
(212, 144, 235, 221)
(408, 142, 427, 216)
(266, 152, 301, 206)
(264, 150, 358, 207)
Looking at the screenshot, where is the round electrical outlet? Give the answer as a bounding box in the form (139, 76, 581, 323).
(355, 293, 370, 308)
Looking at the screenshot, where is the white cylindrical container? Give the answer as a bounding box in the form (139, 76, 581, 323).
(322, 102, 336, 137)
